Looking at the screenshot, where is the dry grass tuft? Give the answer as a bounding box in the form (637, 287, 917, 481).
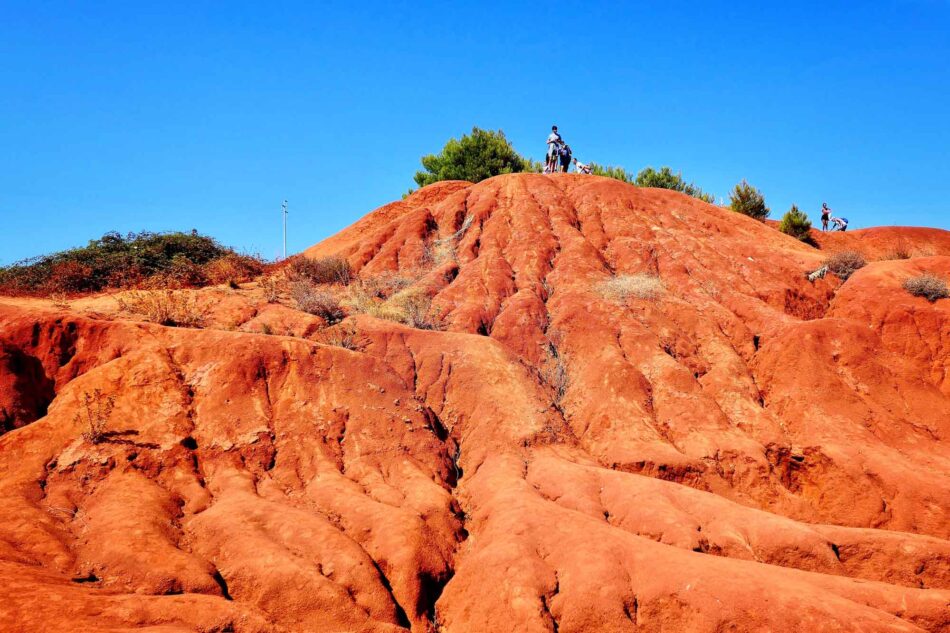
(599, 273, 665, 302)
(49, 292, 71, 309)
(291, 281, 345, 323)
(288, 256, 352, 285)
(314, 322, 362, 350)
(115, 290, 208, 327)
(903, 274, 949, 302)
(260, 275, 284, 303)
(76, 389, 116, 444)
(825, 251, 867, 281)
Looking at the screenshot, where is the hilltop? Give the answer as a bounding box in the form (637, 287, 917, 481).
(1, 173, 949, 632)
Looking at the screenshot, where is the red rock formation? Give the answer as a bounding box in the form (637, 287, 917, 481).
(1, 173, 949, 632)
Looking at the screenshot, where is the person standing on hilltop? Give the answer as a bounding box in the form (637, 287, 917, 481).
(559, 144, 572, 173)
(546, 125, 563, 173)
(820, 202, 832, 231)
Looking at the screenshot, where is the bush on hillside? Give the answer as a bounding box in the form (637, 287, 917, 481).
(291, 281, 346, 323)
(0, 230, 262, 295)
(825, 250, 866, 281)
(414, 127, 535, 187)
(115, 289, 208, 327)
(778, 205, 813, 242)
(288, 255, 352, 285)
(589, 164, 634, 183)
(635, 167, 714, 203)
(730, 180, 769, 220)
(903, 274, 949, 302)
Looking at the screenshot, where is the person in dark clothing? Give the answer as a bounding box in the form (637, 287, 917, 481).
(559, 144, 572, 173)
(820, 203, 832, 231)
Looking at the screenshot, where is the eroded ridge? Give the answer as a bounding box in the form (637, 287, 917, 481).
(2, 173, 950, 632)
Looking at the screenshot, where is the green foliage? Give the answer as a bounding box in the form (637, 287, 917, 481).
(0, 230, 262, 295)
(589, 163, 634, 183)
(634, 166, 714, 202)
(414, 127, 534, 187)
(729, 180, 770, 220)
(778, 205, 813, 241)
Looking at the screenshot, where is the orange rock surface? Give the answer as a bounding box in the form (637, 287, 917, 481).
(2, 173, 949, 632)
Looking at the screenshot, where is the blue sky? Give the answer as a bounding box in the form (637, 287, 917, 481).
(2, 1, 948, 263)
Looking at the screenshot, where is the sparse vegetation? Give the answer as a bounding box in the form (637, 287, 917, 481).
(115, 289, 208, 327)
(599, 273, 665, 302)
(903, 274, 949, 302)
(635, 166, 714, 203)
(370, 288, 441, 329)
(288, 256, 352, 285)
(0, 230, 262, 295)
(825, 251, 867, 281)
(76, 389, 116, 444)
(314, 322, 362, 350)
(49, 292, 71, 309)
(260, 275, 283, 303)
(589, 163, 635, 183)
(414, 127, 536, 187)
(730, 180, 769, 220)
(540, 342, 569, 408)
(778, 205, 813, 242)
(291, 281, 345, 323)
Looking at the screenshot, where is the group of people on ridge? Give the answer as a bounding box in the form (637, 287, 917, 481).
(546, 125, 850, 231)
(820, 202, 848, 231)
(545, 125, 592, 174)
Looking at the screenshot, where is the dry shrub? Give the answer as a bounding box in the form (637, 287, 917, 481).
(825, 251, 867, 281)
(540, 343, 569, 407)
(260, 275, 283, 303)
(599, 273, 664, 302)
(314, 323, 362, 350)
(373, 289, 440, 329)
(291, 280, 345, 323)
(903, 274, 949, 302)
(49, 292, 71, 309)
(358, 272, 415, 299)
(115, 290, 208, 327)
(203, 254, 263, 286)
(289, 256, 352, 285)
(350, 287, 440, 329)
(75, 389, 116, 444)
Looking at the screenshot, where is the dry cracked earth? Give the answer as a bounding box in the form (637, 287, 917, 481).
(2, 174, 949, 632)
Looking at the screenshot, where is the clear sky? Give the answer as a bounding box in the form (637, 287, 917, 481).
(2, 1, 948, 264)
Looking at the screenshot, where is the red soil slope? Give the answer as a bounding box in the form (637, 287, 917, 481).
(2, 173, 949, 632)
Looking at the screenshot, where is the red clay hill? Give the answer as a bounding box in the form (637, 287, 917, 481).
(2, 173, 950, 632)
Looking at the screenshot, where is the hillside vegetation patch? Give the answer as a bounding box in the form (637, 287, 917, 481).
(903, 274, 949, 302)
(0, 230, 262, 295)
(825, 251, 867, 281)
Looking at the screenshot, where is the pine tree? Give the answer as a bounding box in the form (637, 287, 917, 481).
(729, 180, 769, 220)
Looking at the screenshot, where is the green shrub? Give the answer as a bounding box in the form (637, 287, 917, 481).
(729, 180, 769, 220)
(288, 255, 352, 285)
(903, 274, 949, 302)
(589, 164, 634, 183)
(635, 166, 714, 203)
(0, 230, 261, 295)
(414, 127, 535, 187)
(778, 205, 813, 241)
(825, 250, 866, 280)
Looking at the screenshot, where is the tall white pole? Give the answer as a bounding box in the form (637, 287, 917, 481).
(282, 200, 288, 259)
